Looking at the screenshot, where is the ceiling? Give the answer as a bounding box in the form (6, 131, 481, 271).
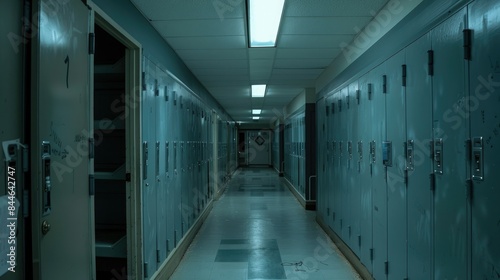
(130, 0, 390, 123)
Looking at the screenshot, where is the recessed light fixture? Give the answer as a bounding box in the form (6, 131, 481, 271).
(251, 84, 266, 98)
(253, 116, 260, 120)
(252, 109, 262, 114)
(248, 0, 285, 48)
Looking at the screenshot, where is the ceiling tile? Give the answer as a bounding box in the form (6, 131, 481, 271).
(177, 49, 248, 60)
(151, 19, 245, 37)
(284, 0, 389, 17)
(281, 16, 373, 35)
(131, 0, 246, 20)
(165, 36, 247, 50)
(276, 48, 342, 59)
(278, 34, 355, 49)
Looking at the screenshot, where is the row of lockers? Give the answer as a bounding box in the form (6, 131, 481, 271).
(284, 112, 307, 197)
(316, 1, 500, 279)
(141, 57, 237, 278)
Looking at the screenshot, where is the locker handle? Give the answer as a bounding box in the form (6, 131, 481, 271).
(41, 141, 52, 216)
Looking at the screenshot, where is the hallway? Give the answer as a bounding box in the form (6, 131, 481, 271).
(170, 168, 361, 280)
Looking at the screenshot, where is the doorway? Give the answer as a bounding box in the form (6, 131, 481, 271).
(92, 7, 142, 279)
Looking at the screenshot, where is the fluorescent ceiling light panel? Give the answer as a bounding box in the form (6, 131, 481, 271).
(248, 0, 285, 47)
(251, 84, 266, 97)
(253, 116, 260, 120)
(252, 109, 262, 114)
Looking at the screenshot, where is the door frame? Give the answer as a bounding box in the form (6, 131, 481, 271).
(89, 3, 143, 278)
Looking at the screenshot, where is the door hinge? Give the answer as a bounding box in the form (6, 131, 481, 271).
(466, 179, 473, 202)
(89, 174, 95, 196)
(88, 32, 95, 54)
(463, 29, 472, 61)
(23, 191, 29, 218)
(142, 71, 146, 90)
(154, 79, 159, 96)
(88, 138, 94, 159)
(383, 75, 387, 93)
(370, 248, 374, 261)
(402, 64, 407, 87)
(368, 83, 373, 100)
(430, 173, 436, 192)
(144, 263, 149, 278)
(428, 50, 434, 76)
(385, 261, 389, 275)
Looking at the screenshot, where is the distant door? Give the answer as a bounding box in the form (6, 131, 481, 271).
(31, 0, 94, 278)
(247, 131, 271, 165)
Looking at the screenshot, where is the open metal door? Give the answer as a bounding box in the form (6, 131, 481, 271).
(31, 0, 94, 279)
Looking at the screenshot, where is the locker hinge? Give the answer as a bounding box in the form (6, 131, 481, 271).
(154, 79, 159, 96)
(430, 173, 436, 192)
(157, 249, 161, 263)
(466, 179, 473, 201)
(428, 50, 434, 76)
(332, 211, 336, 221)
(358, 235, 361, 248)
(463, 29, 472, 61)
(23, 191, 29, 218)
(348, 225, 351, 237)
(142, 72, 146, 90)
(89, 174, 95, 196)
(368, 83, 373, 100)
(22, 145, 29, 172)
(327, 207, 330, 216)
(402, 64, 407, 87)
(88, 32, 95, 55)
(385, 261, 389, 275)
(370, 248, 374, 261)
(356, 89, 361, 104)
(404, 170, 409, 185)
(88, 138, 94, 159)
(125, 172, 131, 182)
(383, 75, 387, 93)
(144, 263, 149, 278)
(325, 105, 329, 116)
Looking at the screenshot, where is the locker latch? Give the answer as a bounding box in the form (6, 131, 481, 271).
(382, 141, 392, 167)
(406, 140, 414, 171)
(434, 139, 443, 174)
(472, 137, 484, 181)
(41, 141, 52, 216)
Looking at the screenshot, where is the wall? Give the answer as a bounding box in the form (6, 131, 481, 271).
(0, 1, 26, 279)
(316, 1, 500, 279)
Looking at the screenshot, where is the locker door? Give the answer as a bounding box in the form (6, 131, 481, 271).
(142, 58, 157, 278)
(371, 62, 388, 280)
(31, 0, 94, 278)
(327, 96, 335, 230)
(317, 97, 327, 221)
(339, 87, 350, 241)
(332, 91, 343, 234)
(348, 81, 361, 257)
(385, 50, 407, 280)
(358, 73, 373, 273)
(406, 33, 433, 280)
(431, 9, 468, 280)
(164, 76, 175, 256)
(469, 1, 500, 278)
(155, 66, 167, 266)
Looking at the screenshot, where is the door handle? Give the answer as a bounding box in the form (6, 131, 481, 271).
(41, 141, 52, 216)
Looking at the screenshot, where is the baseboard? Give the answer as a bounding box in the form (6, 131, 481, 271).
(282, 177, 316, 210)
(316, 216, 374, 280)
(152, 187, 220, 279)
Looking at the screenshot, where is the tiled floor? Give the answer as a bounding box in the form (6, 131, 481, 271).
(170, 167, 362, 280)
